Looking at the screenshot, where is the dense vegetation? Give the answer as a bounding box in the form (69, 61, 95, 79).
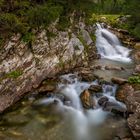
(0, 0, 140, 45)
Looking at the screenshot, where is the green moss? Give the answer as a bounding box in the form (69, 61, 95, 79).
(90, 14, 121, 27)
(22, 32, 35, 43)
(57, 16, 70, 31)
(90, 34, 96, 42)
(128, 75, 140, 84)
(6, 70, 23, 79)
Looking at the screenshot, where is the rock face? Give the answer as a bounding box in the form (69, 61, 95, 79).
(0, 20, 97, 113)
(80, 89, 95, 109)
(126, 85, 140, 140)
(116, 84, 140, 140)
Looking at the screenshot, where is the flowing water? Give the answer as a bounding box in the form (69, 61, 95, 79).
(0, 74, 131, 140)
(0, 24, 134, 140)
(95, 23, 131, 63)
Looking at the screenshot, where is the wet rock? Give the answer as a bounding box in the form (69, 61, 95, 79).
(98, 96, 109, 106)
(116, 89, 126, 103)
(78, 68, 97, 82)
(111, 77, 128, 85)
(126, 89, 140, 140)
(134, 42, 140, 49)
(127, 113, 140, 140)
(134, 65, 140, 74)
(88, 85, 102, 93)
(98, 96, 127, 116)
(91, 65, 102, 70)
(134, 51, 140, 64)
(80, 89, 95, 109)
(117, 29, 129, 35)
(99, 79, 113, 85)
(104, 101, 127, 115)
(116, 83, 140, 139)
(105, 65, 125, 71)
(38, 84, 56, 93)
(115, 84, 134, 103)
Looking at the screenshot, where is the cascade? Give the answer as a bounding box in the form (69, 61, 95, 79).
(95, 23, 131, 62)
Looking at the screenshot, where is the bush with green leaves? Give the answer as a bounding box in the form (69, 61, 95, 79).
(22, 32, 35, 43)
(128, 75, 140, 84)
(27, 4, 63, 29)
(0, 13, 27, 34)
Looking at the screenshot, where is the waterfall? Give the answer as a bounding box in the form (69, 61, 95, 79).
(95, 23, 131, 62)
(36, 74, 126, 140)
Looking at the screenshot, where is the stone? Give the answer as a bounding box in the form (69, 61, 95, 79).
(111, 77, 128, 85)
(98, 96, 127, 116)
(78, 68, 97, 82)
(134, 65, 140, 73)
(80, 89, 95, 109)
(104, 101, 127, 115)
(116, 83, 140, 139)
(134, 42, 140, 49)
(116, 89, 126, 103)
(88, 85, 102, 93)
(105, 65, 125, 71)
(38, 84, 56, 93)
(81, 29, 93, 45)
(126, 88, 140, 140)
(127, 113, 140, 140)
(116, 84, 134, 103)
(134, 51, 140, 64)
(98, 96, 109, 106)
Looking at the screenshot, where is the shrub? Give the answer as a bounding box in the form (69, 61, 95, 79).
(128, 75, 140, 84)
(22, 32, 35, 43)
(132, 23, 140, 39)
(27, 4, 63, 28)
(0, 13, 27, 34)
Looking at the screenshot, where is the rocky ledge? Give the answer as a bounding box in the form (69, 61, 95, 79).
(0, 17, 98, 113)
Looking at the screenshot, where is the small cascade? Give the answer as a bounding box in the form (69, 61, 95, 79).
(95, 23, 131, 62)
(37, 74, 126, 140)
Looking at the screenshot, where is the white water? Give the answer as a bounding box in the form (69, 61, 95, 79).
(95, 23, 131, 62)
(37, 74, 126, 140)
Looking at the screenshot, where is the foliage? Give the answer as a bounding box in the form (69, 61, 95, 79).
(22, 32, 35, 43)
(91, 14, 120, 27)
(128, 75, 140, 84)
(0, 0, 140, 41)
(132, 24, 140, 39)
(57, 16, 70, 31)
(6, 70, 23, 79)
(27, 4, 63, 28)
(0, 13, 27, 34)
